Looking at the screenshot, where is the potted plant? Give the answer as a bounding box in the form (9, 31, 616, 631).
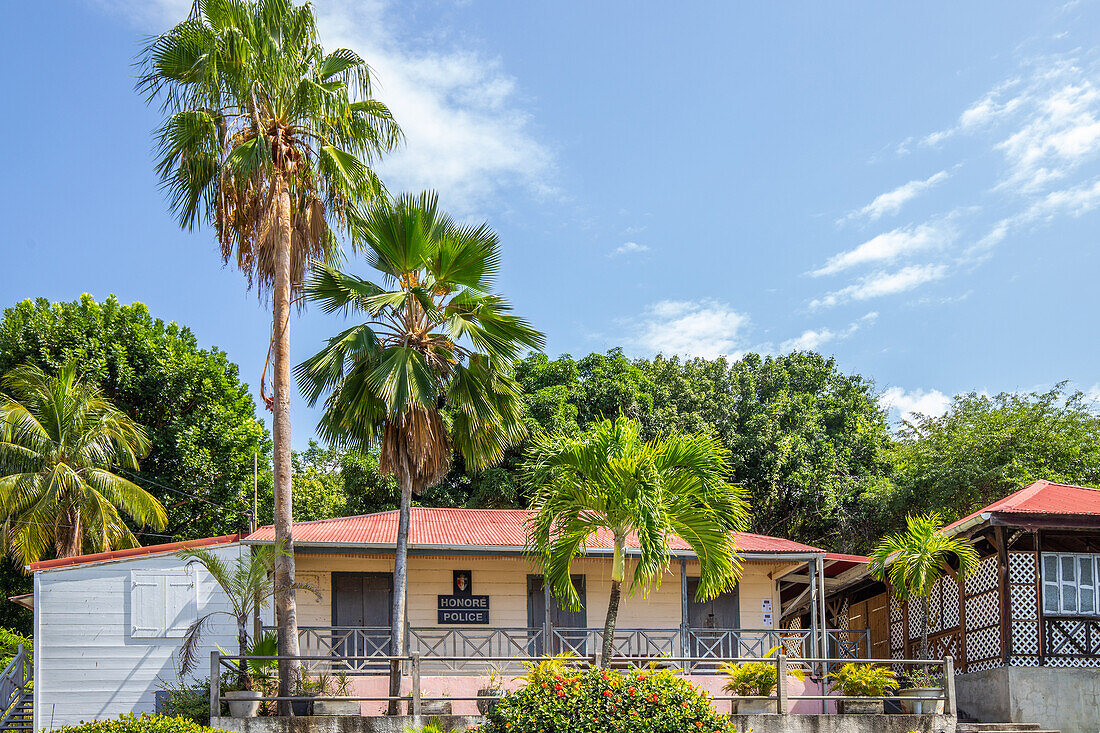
(291, 671, 323, 716)
(898, 668, 945, 714)
(829, 663, 897, 714)
(411, 691, 452, 716)
(477, 668, 505, 714)
(222, 672, 262, 719)
(719, 656, 805, 714)
(313, 672, 360, 716)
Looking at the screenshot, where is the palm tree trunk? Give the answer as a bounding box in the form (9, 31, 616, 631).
(57, 504, 82, 558)
(920, 594, 930, 660)
(387, 471, 415, 715)
(237, 615, 251, 692)
(272, 173, 300, 715)
(601, 534, 626, 666)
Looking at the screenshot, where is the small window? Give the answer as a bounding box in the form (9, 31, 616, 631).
(130, 569, 196, 639)
(1041, 553, 1100, 616)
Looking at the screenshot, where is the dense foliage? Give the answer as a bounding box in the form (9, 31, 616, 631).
(828, 663, 898, 697)
(52, 714, 226, 733)
(479, 663, 733, 733)
(0, 296, 268, 541)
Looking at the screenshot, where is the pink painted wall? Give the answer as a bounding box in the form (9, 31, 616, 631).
(345, 673, 835, 716)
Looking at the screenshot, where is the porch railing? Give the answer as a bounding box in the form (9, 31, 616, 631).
(211, 650, 953, 719)
(278, 626, 867, 673)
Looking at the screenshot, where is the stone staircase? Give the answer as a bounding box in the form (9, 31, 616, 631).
(958, 724, 1060, 733)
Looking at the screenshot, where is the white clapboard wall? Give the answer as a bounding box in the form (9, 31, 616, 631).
(33, 542, 272, 730)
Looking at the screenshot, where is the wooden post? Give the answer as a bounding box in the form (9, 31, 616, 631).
(680, 559, 689, 660)
(943, 655, 956, 716)
(410, 652, 421, 717)
(1035, 530, 1046, 666)
(995, 525, 1012, 665)
(209, 651, 220, 722)
(776, 654, 788, 714)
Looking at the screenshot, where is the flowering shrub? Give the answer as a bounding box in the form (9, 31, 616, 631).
(53, 714, 227, 733)
(477, 665, 734, 733)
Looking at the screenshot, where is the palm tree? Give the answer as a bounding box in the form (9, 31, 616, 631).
(177, 542, 310, 692)
(869, 512, 979, 660)
(0, 363, 166, 564)
(523, 416, 750, 665)
(137, 0, 402, 704)
(297, 191, 544, 712)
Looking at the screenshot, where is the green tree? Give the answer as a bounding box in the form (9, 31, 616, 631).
(869, 512, 978, 659)
(0, 295, 267, 541)
(887, 384, 1100, 527)
(297, 192, 543, 712)
(524, 416, 749, 665)
(641, 352, 894, 551)
(0, 363, 167, 564)
(138, 0, 402, 702)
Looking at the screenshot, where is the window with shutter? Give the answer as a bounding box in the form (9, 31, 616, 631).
(1040, 553, 1100, 616)
(130, 569, 196, 639)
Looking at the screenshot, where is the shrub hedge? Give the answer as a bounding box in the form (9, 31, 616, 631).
(478, 663, 734, 733)
(53, 714, 227, 733)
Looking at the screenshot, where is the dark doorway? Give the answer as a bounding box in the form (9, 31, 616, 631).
(332, 572, 393, 668)
(686, 577, 740, 658)
(527, 575, 587, 655)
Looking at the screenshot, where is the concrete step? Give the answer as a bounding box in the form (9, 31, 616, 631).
(957, 727, 1053, 733)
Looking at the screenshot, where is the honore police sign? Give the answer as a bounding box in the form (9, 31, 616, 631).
(438, 570, 489, 624)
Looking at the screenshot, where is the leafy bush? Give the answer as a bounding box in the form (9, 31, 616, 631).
(829, 663, 898, 697)
(719, 655, 805, 697)
(53, 713, 228, 733)
(478, 665, 733, 733)
(0, 627, 31, 668)
(901, 668, 943, 688)
(156, 679, 211, 726)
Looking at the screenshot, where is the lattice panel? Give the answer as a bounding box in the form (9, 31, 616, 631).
(1046, 656, 1100, 668)
(943, 578, 960, 629)
(967, 556, 998, 595)
(966, 589, 1000, 630)
(908, 595, 923, 641)
(1009, 552, 1035, 585)
(838, 598, 849, 630)
(929, 581, 943, 633)
(966, 625, 1002, 667)
(928, 632, 961, 660)
(1011, 619, 1039, 657)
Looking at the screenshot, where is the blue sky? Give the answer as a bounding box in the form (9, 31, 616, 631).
(4, 1, 1100, 447)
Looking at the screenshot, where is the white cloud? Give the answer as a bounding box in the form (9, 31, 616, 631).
(610, 241, 649, 257)
(780, 312, 877, 352)
(843, 170, 951, 223)
(812, 222, 954, 277)
(628, 300, 750, 359)
(112, 0, 554, 217)
(880, 386, 953, 423)
(810, 264, 947, 309)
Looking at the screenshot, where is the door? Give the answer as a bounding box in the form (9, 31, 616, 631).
(527, 575, 587, 655)
(332, 572, 393, 668)
(848, 593, 889, 659)
(687, 577, 740, 658)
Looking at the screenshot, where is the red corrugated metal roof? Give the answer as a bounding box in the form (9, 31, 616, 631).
(245, 508, 823, 554)
(944, 480, 1100, 534)
(29, 534, 241, 572)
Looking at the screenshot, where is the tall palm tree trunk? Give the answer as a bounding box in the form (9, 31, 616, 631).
(272, 175, 300, 714)
(236, 615, 252, 692)
(387, 471, 414, 715)
(601, 534, 626, 666)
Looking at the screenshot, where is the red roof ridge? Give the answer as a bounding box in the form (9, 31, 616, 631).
(30, 534, 241, 572)
(943, 479, 1100, 534)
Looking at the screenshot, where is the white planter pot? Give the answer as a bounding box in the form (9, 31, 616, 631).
(732, 699, 775, 714)
(224, 690, 262, 718)
(898, 687, 945, 714)
(313, 699, 361, 716)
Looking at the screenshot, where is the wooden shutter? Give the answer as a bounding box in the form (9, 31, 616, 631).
(165, 570, 196, 638)
(130, 571, 163, 638)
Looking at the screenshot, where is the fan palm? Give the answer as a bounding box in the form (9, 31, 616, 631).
(523, 416, 750, 665)
(297, 191, 544, 712)
(0, 363, 166, 565)
(137, 0, 402, 702)
(177, 542, 311, 691)
(869, 512, 979, 660)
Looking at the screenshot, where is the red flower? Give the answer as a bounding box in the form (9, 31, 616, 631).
(647, 695, 659, 703)
(627, 687, 636, 695)
(556, 691, 565, 698)
(603, 690, 613, 697)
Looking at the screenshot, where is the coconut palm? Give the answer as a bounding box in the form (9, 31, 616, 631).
(0, 363, 166, 565)
(137, 0, 402, 703)
(523, 416, 750, 665)
(177, 542, 310, 691)
(297, 191, 543, 712)
(869, 512, 979, 659)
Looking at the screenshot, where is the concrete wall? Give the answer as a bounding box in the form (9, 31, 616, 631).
(955, 665, 1100, 733)
(295, 552, 787, 630)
